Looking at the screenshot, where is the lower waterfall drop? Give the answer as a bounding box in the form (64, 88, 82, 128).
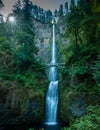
(46, 81, 58, 124)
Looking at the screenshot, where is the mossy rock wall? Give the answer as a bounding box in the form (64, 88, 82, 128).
(59, 90, 100, 122)
(0, 83, 45, 125)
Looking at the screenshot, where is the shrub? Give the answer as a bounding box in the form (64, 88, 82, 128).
(63, 105, 100, 130)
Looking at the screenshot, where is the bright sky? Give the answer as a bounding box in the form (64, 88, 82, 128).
(1, 0, 70, 17)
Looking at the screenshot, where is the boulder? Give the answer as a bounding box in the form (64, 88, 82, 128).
(60, 90, 100, 122)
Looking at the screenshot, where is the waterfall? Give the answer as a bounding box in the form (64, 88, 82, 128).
(45, 19, 58, 125)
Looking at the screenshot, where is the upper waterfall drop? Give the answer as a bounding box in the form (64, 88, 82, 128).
(48, 18, 58, 81)
(52, 19, 56, 64)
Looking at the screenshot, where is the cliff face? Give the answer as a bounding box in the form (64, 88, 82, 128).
(1, 16, 99, 126)
(56, 16, 69, 63)
(0, 82, 45, 125)
(0, 17, 69, 125)
(34, 16, 68, 64)
(34, 20, 52, 63)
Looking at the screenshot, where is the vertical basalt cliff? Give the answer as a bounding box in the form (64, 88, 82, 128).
(34, 16, 68, 64)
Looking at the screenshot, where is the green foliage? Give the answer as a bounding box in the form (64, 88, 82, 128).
(0, 20, 12, 73)
(63, 0, 100, 93)
(66, 1, 84, 45)
(0, 0, 4, 9)
(12, 0, 39, 70)
(92, 0, 100, 13)
(29, 129, 34, 130)
(63, 105, 100, 130)
(0, 23, 6, 36)
(0, 67, 48, 89)
(15, 71, 46, 88)
(93, 55, 100, 92)
(62, 1, 100, 127)
(0, 0, 48, 93)
(0, 23, 11, 54)
(0, 37, 11, 54)
(59, 4, 63, 17)
(71, 64, 88, 78)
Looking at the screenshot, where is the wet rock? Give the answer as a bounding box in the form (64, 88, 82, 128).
(0, 85, 44, 125)
(69, 94, 87, 117)
(60, 90, 100, 122)
(34, 16, 68, 64)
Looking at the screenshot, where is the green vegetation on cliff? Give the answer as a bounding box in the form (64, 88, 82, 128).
(0, 0, 48, 124)
(0, 0, 100, 128)
(60, 0, 100, 129)
(63, 105, 100, 130)
(0, 0, 47, 88)
(63, 0, 100, 93)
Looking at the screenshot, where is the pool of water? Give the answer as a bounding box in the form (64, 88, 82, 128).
(0, 123, 67, 130)
(43, 124, 61, 130)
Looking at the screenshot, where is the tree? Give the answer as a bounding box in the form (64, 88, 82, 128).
(78, 0, 100, 46)
(70, 0, 75, 10)
(78, 0, 92, 15)
(64, 0, 100, 92)
(54, 9, 58, 17)
(32, 5, 39, 19)
(45, 10, 52, 23)
(0, 0, 4, 10)
(0, 14, 3, 23)
(12, 0, 38, 69)
(0, 16, 11, 74)
(93, 55, 100, 87)
(92, 0, 100, 13)
(22, 0, 33, 22)
(59, 4, 63, 16)
(66, 6, 83, 45)
(13, 0, 22, 17)
(39, 8, 45, 23)
(65, 2, 68, 13)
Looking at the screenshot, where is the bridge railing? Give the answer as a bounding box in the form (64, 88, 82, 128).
(35, 63, 65, 71)
(46, 63, 65, 68)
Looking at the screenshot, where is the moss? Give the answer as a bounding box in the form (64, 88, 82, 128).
(59, 89, 72, 122)
(0, 82, 45, 125)
(64, 105, 100, 130)
(60, 85, 100, 123)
